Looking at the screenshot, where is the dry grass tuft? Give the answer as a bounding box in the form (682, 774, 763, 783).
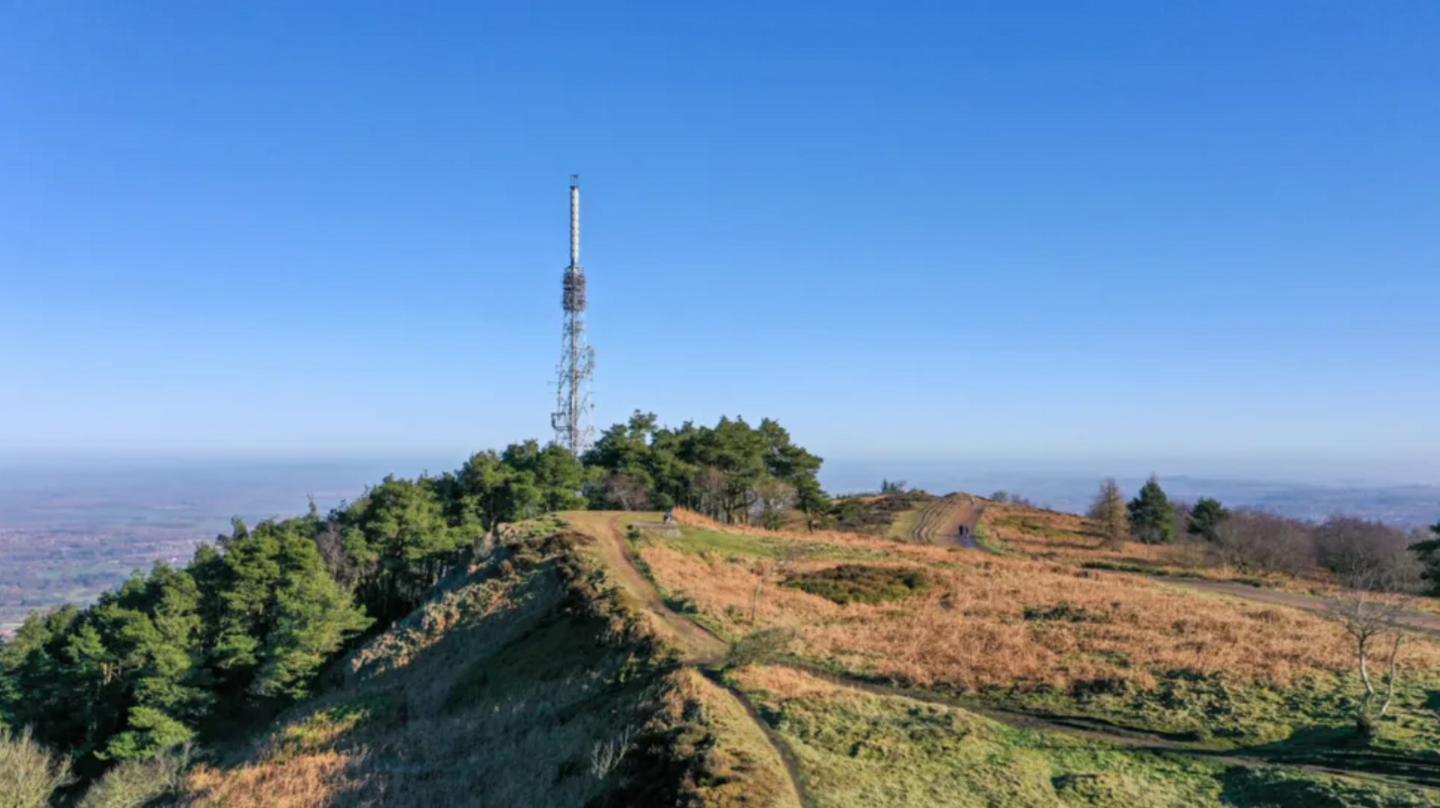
(643, 521, 1440, 693)
(184, 753, 360, 808)
(730, 664, 845, 700)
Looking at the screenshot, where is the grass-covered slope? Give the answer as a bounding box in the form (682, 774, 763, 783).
(731, 664, 1439, 808)
(177, 520, 796, 808)
(633, 507, 1440, 805)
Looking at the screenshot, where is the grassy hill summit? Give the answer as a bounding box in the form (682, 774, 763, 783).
(4, 415, 1440, 807)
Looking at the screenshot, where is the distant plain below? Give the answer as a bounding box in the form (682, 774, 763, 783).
(1, 456, 1437, 632)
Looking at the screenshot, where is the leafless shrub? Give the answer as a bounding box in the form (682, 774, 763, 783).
(1315, 515, 1414, 584)
(753, 480, 796, 530)
(694, 468, 726, 522)
(603, 473, 651, 511)
(1088, 479, 1128, 548)
(589, 725, 634, 780)
(1323, 560, 1422, 734)
(1209, 509, 1316, 575)
(1172, 501, 1193, 543)
(0, 726, 73, 808)
(79, 744, 192, 808)
(749, 542, 807, 622)
(314, 520, 360, 588)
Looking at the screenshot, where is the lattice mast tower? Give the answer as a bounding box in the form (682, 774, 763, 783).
(551, 174, 595, 455)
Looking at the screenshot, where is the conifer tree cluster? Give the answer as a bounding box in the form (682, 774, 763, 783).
(0, 412, 826, 777)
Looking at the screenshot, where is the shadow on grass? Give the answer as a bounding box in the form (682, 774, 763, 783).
(1424, 689, 1440, 719)
(1232, 722, 1440, 790)
(1219, 766, 1353, 808)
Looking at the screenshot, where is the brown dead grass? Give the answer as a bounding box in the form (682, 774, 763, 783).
(730, 664, 846, 700)
(185, 752, 361, 808)
(982, 505, 1203, 569)
(978, 504, 1429, 608)
(642, 523, 1440, 693)
(674, 507, 960, 560)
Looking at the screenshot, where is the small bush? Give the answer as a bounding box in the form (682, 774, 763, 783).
(783, 564, 931, 605)
(0, 727, 73, 808)
(1022, 601, 1106, 623)
(78, 746, 190, 808)
(725, 628, 798, 669)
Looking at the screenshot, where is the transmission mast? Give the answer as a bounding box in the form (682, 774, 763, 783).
(551, 174, 595, 455)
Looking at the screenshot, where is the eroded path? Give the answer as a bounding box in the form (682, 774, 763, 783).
(563, 511, 811, 807)
(909, 494, 988, 550)
(1147, 576, 1440, 639)
(566, 511, 1440, 799)
(565, 511, 727, 664)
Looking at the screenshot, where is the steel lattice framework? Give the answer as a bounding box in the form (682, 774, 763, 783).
(551, 175, 595, 455)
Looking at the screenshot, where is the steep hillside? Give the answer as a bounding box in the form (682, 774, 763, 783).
(12, 490, 1440, 806)
(178, 518, 798, 808)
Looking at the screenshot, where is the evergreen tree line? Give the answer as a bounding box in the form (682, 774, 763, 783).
(0, 413, 825, 775)
(1088, 475, 1440, 591)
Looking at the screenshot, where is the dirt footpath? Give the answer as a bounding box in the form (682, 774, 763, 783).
(564, 511, 728, 664)
(1152, 577, 1440, 638)
(564, 510, 810, 807)
(910, 495, 988, 551)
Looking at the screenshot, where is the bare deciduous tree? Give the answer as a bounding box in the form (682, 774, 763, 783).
(749, 543, 807, 623)
(1324, 560, 1419, 735)
(695, 467, 726, 522)
(1088, 478, 1129, 548)
(603, 472, 651, 511)
(753, 480, 797, 530)
(1210, 509, 1315, 576)
(1315, 515, 1411, 581)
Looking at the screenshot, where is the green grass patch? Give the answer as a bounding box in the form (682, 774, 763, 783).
(644, 525, 891, 563)
(991, 515, 1088, 542)
(783, 564, 931, 605)
(971, 522, 1011, 554)
(669, 526, 787, 559)
(886, 506, 924, 541)
(739, 669, 1440, 807)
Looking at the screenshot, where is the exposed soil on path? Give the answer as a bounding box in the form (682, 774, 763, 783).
(909, 495, 989, 551)
(562, 511, 811, 808)
(1149, 576, 1440, 639)
(565, 511, 727, 664)
(565, 511, 1440, 799)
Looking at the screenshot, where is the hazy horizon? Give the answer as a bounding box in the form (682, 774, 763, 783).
(5, 451, 1440, 487)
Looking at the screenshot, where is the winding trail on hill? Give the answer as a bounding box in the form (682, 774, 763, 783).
(563, 511, 813, 808)
(566, 511, 727, 665)
(567, 511, 1440, 797)
(908, 495, 989, 551)
(764, 660, 1440, 792)
(1145, 576, 1440, 639)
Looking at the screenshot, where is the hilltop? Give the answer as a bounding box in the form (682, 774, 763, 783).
(165, 495, 1440, 806)
(4, 419, 1440, 806)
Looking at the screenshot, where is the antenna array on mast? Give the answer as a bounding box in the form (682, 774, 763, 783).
(551, 174, 595, 455)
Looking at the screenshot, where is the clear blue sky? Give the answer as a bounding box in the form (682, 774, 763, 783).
(2, 2, 1437, 479)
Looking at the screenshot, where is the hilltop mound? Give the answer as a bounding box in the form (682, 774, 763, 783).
(178, 520, 798, 808)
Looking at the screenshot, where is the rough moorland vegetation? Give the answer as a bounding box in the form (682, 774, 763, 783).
(5, 415, 1440, 807)
(0, 412, 822, 804)
(178, 525, 774, 807)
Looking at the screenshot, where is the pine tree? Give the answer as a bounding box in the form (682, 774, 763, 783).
(1410, 520, 1440, 595)
(1128, 476, 1177, 544)
(1187, 497, 1231, 543)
